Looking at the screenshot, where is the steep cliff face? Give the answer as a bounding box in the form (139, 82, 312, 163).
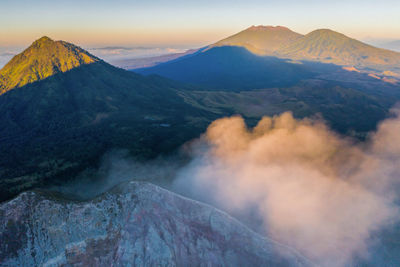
(0, 182, 310, 266)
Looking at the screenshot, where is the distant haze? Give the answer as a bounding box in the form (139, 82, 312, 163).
(363, 38, 400, 52)
(86, 46, 191, 66)
(0, 45, 192, 69)
(0, 46, 24, 69)
(1, 0, 399, 47)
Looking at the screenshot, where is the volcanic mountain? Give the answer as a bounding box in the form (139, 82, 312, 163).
(138, 26, 400, 84)
(2, 33, 400, 202)
(137, 27, 400, 136)
(0, 36, 99, 94)
(204, 26, 400, 73)
(277, 29, 400, 71)
(212, 25, 303, 55)
(0, 37, 214, 201)
(138, 46, 317, 90)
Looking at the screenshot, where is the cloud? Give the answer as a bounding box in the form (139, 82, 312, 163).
(49, 150, 184, 200)
(86, 46, 187, 63)
(0, 51, 16, 68)
(173, 111, 400, 266)
(47, 109, 400, 266)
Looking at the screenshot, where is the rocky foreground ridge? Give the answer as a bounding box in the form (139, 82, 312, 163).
(0, 181, 311, 266)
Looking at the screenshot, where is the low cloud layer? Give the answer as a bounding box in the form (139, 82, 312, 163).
(87, 46, 187, 63)
(173, 111, 400, 266)
(49, 150, 184, 200)
(49, 110, 400, 266)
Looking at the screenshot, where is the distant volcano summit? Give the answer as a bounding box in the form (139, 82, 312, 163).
(277, 29, 400, 69)
(0, 36, 99, 94)
(210, 25, 400, 72)
(212, 25, 303, 55)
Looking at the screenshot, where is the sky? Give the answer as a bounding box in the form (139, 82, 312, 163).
(1, 0, 400, 49)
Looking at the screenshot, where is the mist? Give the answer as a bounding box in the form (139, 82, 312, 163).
(173, 111, 400, 266)
(48, 150, 185, 200)
(49, 110, 400, 266)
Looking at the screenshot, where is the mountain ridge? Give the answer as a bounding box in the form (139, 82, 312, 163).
(208, 26, 400, 73)
(277, 29, 400, 70)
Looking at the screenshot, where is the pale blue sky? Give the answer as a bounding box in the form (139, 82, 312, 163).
(1, 0, 399, 47)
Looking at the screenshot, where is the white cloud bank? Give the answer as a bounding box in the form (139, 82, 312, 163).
(174, 111, 400, 266)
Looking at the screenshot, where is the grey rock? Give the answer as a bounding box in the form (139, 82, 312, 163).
(0, 182, 312, 266)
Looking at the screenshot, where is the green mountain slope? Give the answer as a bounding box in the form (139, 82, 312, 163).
(0, 37, 215, 201)
(212, 25, 303, 55)
(0, 36, 99, 94)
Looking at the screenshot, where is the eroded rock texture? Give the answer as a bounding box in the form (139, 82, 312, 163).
(0, 182, 310, 266)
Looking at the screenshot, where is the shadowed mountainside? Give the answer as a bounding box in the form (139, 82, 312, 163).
(2, 34, 400, 202)
(137, 46, 317, 90)
(200, 26, 400, 74)
(137, 41, 400, 137)
(0, 37, 216, 202)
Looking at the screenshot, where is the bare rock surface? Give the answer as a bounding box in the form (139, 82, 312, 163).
(0, 181, 311, 266)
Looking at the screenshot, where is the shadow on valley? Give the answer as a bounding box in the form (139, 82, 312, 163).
(136, 46, 400, 94)
(137, 45, 400, 133)
(137, 46, 319, 90)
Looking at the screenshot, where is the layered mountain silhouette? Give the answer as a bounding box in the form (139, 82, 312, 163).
(137, 26, 400, 134)
(142, 25, 398, 78)
(2, 32, 400, 267)
(137, 25, 400, 85)
(138, 46, 319, 90)
(2, 31, 400, 202)
(209, 26, 400, 73)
